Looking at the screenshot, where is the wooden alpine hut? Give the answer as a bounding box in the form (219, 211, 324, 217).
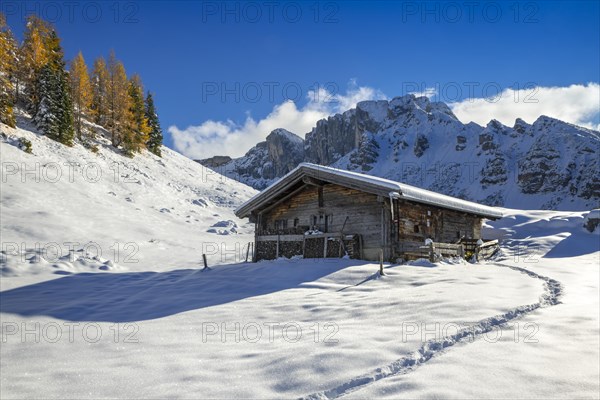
(235, 163, 502, 261)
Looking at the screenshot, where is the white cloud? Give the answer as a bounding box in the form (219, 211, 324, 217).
(169, 81, 386, 159)
(449, 83, 600, 129)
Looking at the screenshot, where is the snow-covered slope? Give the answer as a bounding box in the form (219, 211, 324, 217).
(0, 113, 257, 277)
(205, 95, 600, 210)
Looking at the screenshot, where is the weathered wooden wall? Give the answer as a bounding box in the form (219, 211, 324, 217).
(394, 199, 483, 246)
(260, 183, 386, 260)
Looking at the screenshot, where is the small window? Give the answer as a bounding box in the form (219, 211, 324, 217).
(293, 218, 299, 227)
(456, 231, 461, 239)
(414, 225, 420, 233)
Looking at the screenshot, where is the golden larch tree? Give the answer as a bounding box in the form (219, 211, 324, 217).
(127, 74, 151, 153)
(107, 50, 132, 148)
(69, 51, 92, 139)
(91, 56, 109, 127)
(0, 13, 18, 127)
(19, 15, 53, 111)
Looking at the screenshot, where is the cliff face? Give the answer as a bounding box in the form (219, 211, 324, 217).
(303, 100, 389, 166)
(195, 155, 232, 168)
(199, 128, 304, 190)
(197, 95, 600, 210)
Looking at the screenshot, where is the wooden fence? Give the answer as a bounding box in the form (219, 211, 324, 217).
(475, 239, 499, 260)
(398, 239, 499, 262)
(255, 232, 362, 260)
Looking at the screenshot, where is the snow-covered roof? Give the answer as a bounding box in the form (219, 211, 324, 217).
(235, 163, 503, 219)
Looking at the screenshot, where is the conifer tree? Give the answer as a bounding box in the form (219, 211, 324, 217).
(34, 64, 74, 145)
(145, 92, 163, 157)
(69, 51, 92, 140)
(33, 31, 74, 146)
(0, 13, 17, 127)
(91, 57, 109, 127)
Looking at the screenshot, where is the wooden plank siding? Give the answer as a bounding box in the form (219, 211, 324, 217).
(394, 199, 483, 247)
(259, 183, 387, 260)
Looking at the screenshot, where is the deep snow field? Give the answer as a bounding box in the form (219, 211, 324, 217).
(1, 118, 599, 399)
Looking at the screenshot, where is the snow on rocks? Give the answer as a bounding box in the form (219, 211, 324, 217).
(1, 246, 122, 277)
(207, 220, 238, 235)
(583, 209, 600, 232)
(191, 198, 209, 207)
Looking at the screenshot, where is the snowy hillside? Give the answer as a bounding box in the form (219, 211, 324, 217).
(0, 112, 257, 277)
(201, 95, 600, 210)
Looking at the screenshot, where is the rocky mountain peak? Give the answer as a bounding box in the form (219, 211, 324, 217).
(268, 128, 303, 143)
(197, 98, 599, 210)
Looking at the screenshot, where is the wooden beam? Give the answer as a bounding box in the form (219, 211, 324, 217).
(302, 176, 325, 186)
(257, 234, 305, 242)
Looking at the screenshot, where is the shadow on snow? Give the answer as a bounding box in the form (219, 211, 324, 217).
(0, 259, 357, 323)
(543, 231, 600, 258)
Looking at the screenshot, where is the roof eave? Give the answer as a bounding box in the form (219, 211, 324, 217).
(235, 163, 504, 220)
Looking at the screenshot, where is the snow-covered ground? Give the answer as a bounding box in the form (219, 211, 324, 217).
(1, 115, 257, 281)
(1, 119, 599, 398)
(345, 209, 600, 399)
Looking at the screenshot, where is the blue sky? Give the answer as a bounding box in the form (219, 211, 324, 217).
(3, 1, 599, 157)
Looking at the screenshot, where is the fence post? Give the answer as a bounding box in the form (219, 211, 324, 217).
(379, 248, 385, 276)
(245, 242, 251, 263)
(428, 242, 434, 262)
(475, 239, 483, 262)
(202, 254, 210, 271)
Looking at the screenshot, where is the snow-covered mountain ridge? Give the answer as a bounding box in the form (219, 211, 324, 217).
(199, 94, 599, 210)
